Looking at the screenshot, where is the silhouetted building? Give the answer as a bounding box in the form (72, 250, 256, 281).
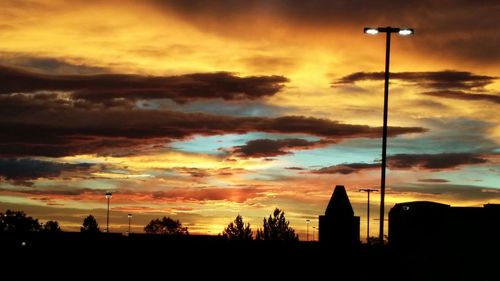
(389, 201, 500, 251)
(319, 185, 360, 246)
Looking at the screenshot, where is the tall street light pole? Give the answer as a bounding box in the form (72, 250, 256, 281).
(359, 188, 378, 243)
(128, 213, 132, 234)
(312, 226, 316, 241)
(306, 219, 310, 241)
(105, 192, 112, 233)
(364, 26, 414, 244)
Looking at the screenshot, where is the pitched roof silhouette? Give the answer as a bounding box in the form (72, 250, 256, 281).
(325, 185, 354, 217)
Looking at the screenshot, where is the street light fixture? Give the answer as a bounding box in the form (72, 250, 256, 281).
(398, 29, 414, 36)
(364, 28, 379, 35)
(363, 26, 414, 244)
(127, 213, 132, 234)
(105, 192, 112, 233)
(359, 188, 378, 243)
(312, 226, 316, 241)
(306, 219, 310, 241)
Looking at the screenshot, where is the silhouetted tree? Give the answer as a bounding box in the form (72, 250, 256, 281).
(43, 220, 62, 232)
(0, 210, 41, 232)
(256, 208, 298, 241)
(222, 214, 253, 240)
(144, 217, 189, 235)
(80, 215, 100, 233)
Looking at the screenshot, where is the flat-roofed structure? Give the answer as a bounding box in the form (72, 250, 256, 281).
(389, 201, 500, 251)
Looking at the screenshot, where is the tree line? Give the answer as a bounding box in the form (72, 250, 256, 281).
(1, 208, 298, 241)
(0, 210, 61, 233)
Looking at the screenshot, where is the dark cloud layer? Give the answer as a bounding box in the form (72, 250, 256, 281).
(391, 184, 500, 202)
(251, 116, 425, 138)
(0, 186, 99, 196)
(311, 163, 379, 174)
(311, 153, 489, 174)
(0, 54, 109, 75)
(335, 70, 499, 104)
(0, 158, 93, 185)
(418, 179, 450, 183)
(1, 185, 266, 204)
(0, 93, 425, 157)
(158, 0, 499, 31)
(155, 0, 500, 63)
(230, 138, 326, 158)
(0, 65, 288, 103)
(388, 153, 489, 170)
(335, 71, 496, 90)
(285, 167, 305, 171)
(422, 90, 500, 104)
(150, 187, 264, 203)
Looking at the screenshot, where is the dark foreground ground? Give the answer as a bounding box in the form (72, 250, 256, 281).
(1, 233, 498, 280)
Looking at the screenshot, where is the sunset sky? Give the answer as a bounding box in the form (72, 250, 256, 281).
(0, 0, 498, 239)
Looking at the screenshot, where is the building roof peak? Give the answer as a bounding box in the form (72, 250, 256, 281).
(325, 185, 354, 217)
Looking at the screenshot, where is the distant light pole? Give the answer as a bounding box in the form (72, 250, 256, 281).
(364, 26, 414, 244)
(105, 191, 112, 233)
(127, 213, 132, 234)
(306, 219, 310, 241)
(312, 226, 316, 241)
(359, 188, 378, 242)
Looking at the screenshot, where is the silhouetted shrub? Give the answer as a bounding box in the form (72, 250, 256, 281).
(43, 220, 62, 232)
(144, 217, 189, 235)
